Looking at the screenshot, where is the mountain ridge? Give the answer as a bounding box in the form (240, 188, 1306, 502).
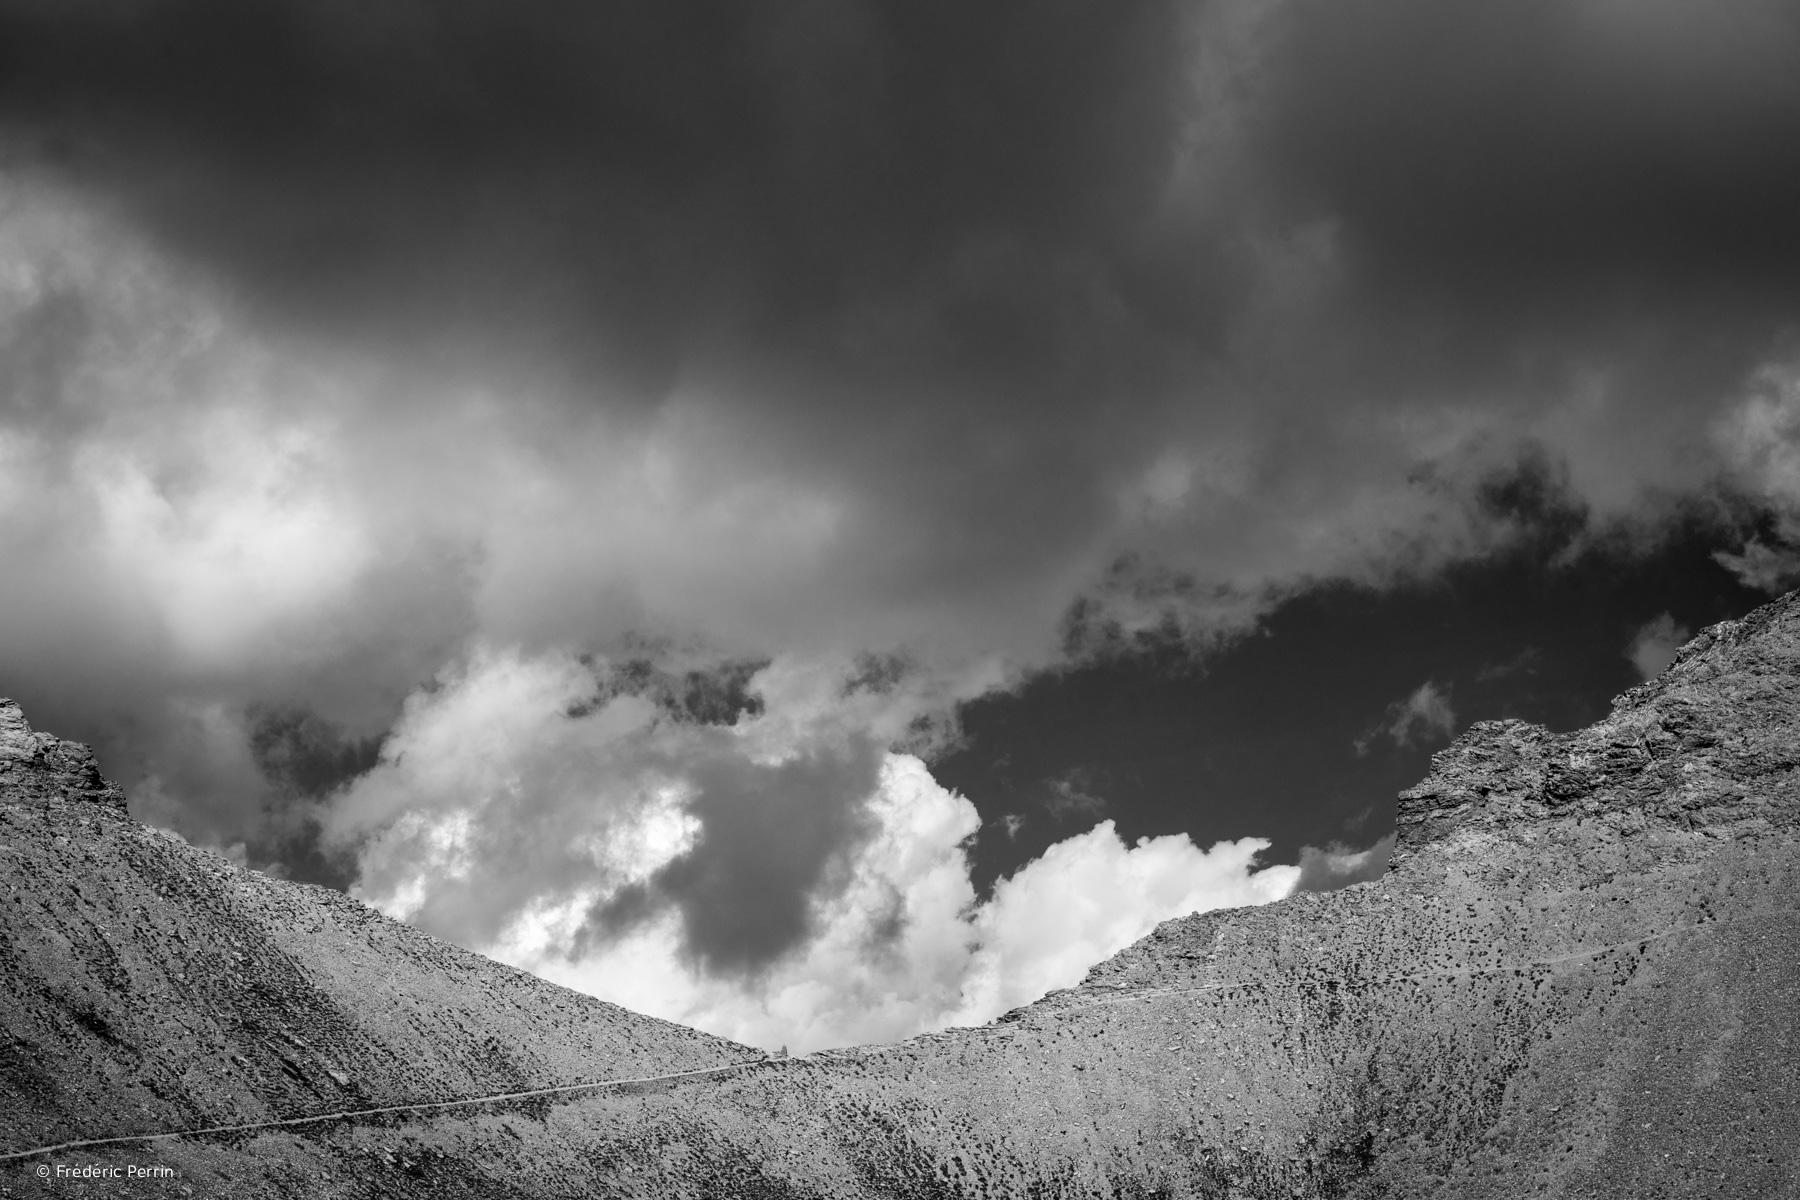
(4, 593, 1799, 1196)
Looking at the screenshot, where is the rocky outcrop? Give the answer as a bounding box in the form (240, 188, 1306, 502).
(3, 595, 1798, 1198)
(0, 699, 126, 810)
(1394, 592, 1800, 863)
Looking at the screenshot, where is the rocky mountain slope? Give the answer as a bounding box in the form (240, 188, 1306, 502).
(0, 701, 755, 1191)
(3, 593, 1798, 1198)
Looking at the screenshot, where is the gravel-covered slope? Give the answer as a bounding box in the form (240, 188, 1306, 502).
(0, 700, 754, 1163)
(4, 592, 1799, 1198)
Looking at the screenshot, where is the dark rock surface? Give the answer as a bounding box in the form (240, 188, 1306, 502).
(3, 594, 1798, 1197)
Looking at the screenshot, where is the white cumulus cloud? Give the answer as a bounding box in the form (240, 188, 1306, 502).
(335, 652, 1298, 1052)
(948, 821, 1298, 1026)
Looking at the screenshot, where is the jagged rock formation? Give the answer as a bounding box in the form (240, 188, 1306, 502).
(0, 703, 127, 811)
(3, 594, 1798, 1198)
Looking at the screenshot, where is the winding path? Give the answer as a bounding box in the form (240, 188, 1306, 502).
(0, 1057, 777, 1164)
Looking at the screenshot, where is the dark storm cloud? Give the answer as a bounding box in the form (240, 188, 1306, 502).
(3, 0, 1795, 442)
(2, 0, 1251, 705)
(1259, 0, 1800, 304)
(0, 0, 1192, 398)
(4, 0, 1796, 632)
(248, 706, 384, 798)
(240, 706, 382, 889)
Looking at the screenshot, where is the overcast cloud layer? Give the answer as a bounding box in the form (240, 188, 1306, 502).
(2, 0, 1799, 1046)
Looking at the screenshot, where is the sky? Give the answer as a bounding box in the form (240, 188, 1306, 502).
(0, 0, 1797, 1051)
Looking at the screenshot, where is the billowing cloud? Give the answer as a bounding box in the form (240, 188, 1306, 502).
(329, 646, 903, 964)
(1625, 613, 1690, 682)
(0, 186, 471, 859)
(1356, 682, 1456, 755)
(465, 749, 1296, 1051)
(950, 821, 1297, 1026)
(334, 648, 1297, 1049)
(494, 752, 988, 1052)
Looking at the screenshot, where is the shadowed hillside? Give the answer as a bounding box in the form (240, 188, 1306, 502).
(4, 594, 1799, 1197)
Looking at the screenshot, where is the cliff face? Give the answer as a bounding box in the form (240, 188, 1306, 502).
(3, 596, 1798, 1199)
